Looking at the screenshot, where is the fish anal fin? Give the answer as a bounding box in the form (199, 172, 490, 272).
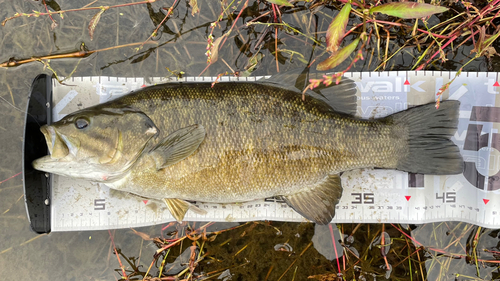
(150, 124, 206, 170)
(163, 198, 207, 222)
(283, 174, 343, 225)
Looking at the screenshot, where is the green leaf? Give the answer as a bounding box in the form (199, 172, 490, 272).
(481, 31, 500, 51)
(267, 0, 293, 7)
(316, 38, 360, 71)
(369, 2, 448, 19)
(326, 3, 351, 53)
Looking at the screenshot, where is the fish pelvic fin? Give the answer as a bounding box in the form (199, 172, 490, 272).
(283, 174, 342, 225)
(390, 100, 464, 175)
(150, 124, 206, 170)
(163, 198, 207, 222)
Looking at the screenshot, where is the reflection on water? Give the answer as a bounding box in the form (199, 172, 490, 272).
(0, 0, 499, 280)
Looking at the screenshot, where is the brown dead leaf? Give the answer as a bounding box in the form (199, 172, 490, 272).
(483, 46, 498, 58)
(189, 0, 200, 16)
(88, 8, 106, 41)
(207, 35, 225, 64)
(131, 228, 153, 240)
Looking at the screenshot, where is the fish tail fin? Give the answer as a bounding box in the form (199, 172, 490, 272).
(392, 100, 464, 175)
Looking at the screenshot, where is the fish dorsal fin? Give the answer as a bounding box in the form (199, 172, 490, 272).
(308, 74, 357, 116)
(163, 198, 208, 222)
(262, 68, 358, 116)
(150, 124, 206, 170)
(262, 67, 310, 92)
(283, 174, 343, 224)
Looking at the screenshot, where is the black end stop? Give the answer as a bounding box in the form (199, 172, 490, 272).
(22, 74, 52, 234)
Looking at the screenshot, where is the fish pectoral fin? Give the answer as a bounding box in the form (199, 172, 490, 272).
(164, 198, 192, 222)
(150, 124, 206, 170)
(283, 174, 343, 225)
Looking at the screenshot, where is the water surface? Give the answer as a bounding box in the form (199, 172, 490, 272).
(1, 0, 499, 280)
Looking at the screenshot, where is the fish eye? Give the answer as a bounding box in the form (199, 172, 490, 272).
(75, 118, 89, 129)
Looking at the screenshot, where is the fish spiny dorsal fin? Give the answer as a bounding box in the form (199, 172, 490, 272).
(150, 124, 206, 170)
(283, 174, 343, 224)
(261, 68, 358, 116)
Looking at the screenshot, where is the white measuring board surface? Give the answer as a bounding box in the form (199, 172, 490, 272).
(48, 71, 500, 231)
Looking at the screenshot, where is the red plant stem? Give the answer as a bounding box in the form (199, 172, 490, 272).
(478, 259, 500, 264)
(329, 224, 341, 274)
(442, 221, 473, 251)
(381, 225, 390, 271)
(156, 238, 183, 254)
(272, 4, 279, 72)
(390, 224, 464, 258)
(493, 8, 500, 20)
(271, 4, 278, 22)
(196, 221, 216, 232)
(108, 230, 128, 279)
(454, 29, 480, 50)
(414, 0, 500, 70)
(2, 0, 157, 26)
(342, 0, 500, 70)
(475, 0, 500, 23)
(42, 0, 56, 24)
(415, 28, 450, 39)
(446, 0, 500, 38)
(345, 19, 454, 39)
(141, 0, 179, 48)
(274, 27, 279, 72)
(337, 0, 362, 8)
(219, 0, 249, 50)
(0, 171, 21, 185)
(415, 34, 457, 70)
(484, 249, 500, 254)
(160, 221, 177, 239)
(246, 10, 272, 24)
(199, 0, 249, 76)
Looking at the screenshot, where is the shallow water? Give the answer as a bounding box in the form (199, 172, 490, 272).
(1, 0, 500, 280)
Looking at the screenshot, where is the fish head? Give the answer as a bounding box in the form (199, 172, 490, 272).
(32, 107, 158, 182)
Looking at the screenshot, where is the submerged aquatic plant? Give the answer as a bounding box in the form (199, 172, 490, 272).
(99, 221, 500, 280)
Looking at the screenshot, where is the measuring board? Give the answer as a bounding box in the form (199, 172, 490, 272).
(22, 71, 500, 232)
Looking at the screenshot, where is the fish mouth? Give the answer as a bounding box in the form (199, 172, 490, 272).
(33, 125, 80, 172)
(39, 125, 80, 160)
(40, 125, 68, 159)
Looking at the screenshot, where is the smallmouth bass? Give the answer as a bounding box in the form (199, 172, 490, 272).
(32, 73, 464, 224)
